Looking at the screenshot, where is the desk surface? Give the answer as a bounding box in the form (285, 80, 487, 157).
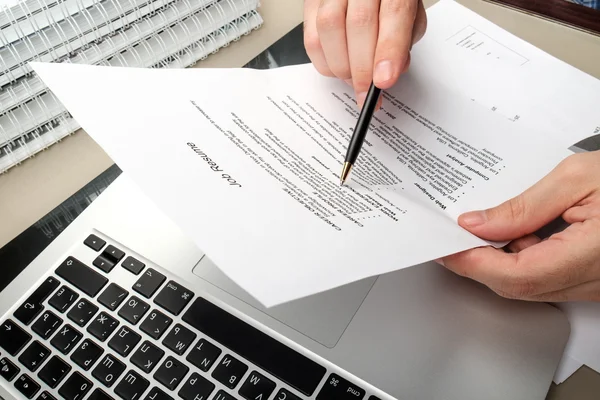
(1, 0, 600, 398)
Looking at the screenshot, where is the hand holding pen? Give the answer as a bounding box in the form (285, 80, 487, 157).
(302, 0, 428, 183)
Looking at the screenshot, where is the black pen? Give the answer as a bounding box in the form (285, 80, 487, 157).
(340, 81, 381, 185)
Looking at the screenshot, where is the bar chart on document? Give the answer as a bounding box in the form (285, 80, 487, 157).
(0, 0, 263, 173)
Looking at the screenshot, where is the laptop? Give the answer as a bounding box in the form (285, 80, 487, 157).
(0, 27, 570, 400)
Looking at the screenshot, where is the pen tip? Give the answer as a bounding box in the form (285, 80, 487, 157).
(340, 162, 352, 186)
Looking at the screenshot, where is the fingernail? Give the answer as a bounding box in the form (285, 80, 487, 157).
(434, 258, 445, 266)
(374, 60, 393, 84)
(356, 91, 367, 108)
(461, 210, 487, 228)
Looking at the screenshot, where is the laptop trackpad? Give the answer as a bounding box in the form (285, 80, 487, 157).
(192, 259, 376, 348)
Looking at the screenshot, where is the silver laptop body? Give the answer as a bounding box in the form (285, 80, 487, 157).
(0, 171, 569, 400)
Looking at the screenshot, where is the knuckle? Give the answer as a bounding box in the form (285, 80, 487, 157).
(500, 281, 535, 299)
(303, 31, 322, 53)
(316, 6, 345, 31)
(506, 195, 528, 222)
(347, 5, 376, 28)
(351, 63, 372, 80)
(376, 38, 401, 59)
(383, 0, 417, 15)
(330, 65, 351, 80)
(499, 270, 539, 299)
(558, 154, 587, 182)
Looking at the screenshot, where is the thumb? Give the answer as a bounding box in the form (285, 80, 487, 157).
(458, 155, 591, 241)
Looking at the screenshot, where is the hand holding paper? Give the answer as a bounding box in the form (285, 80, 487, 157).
(441, 150, 600, 302)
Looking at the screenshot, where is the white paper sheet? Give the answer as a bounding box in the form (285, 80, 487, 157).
(555, 302, 600, 376)
(412, 0, 600, 149)
(553, 353, 583, 385)
(410, 1, 600, 384)
(32, 60, 570, 307)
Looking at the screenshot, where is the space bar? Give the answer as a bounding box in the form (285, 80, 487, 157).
(182, 297, 326, 396)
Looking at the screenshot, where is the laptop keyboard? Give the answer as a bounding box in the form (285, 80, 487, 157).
(0, 233, 384, 400)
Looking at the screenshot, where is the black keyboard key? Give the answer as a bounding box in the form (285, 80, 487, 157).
(133, 269, 165, 299)
(275, 389, 302, 400)
(18, 341, 50, 372)
(153, 281, 194, 316)
(369, 397, 381, 400)
(14, 302, 44, 328)
(55, 257, 108, 297)
(93, 256, 116, 273)
(140, 310, 172, 340)
(153, 356, 188, 390)
(0, 319, 32, 356)
(71, 339, 104, 370)
(98, 284, 129, 311)
(239, 371, 275, 400)
(211, 354, 247, 389)
(213, 391, 235, 400)
(58, 372, 92, 400)
(32, 311, 63, 339)
(115, 370, 149, 400)
(103, 245, 126, 263)
(50, 324, 82, 354)
(87, 312, 120, 342)
(122, 257, 145, 275)
(14, 277, 60, 325)
(186, 339, 221, 372)
(316, 373, 365, 400)
(49, 286, 79, 313)
(0, 357, 20, 381)
(15, 374, 40, 398)
(89, 389, 114, 400)
(84, 234, 106, 252)
(37, 391, 57, 400)
(162, 324, 196, 355)
(178, 373, 214, 400)
(144, 387, 172, 400)
(183, 297, 326, 396)
(93, 354, 126, 388)
(67, 299, 98, 327)
(38, 356, 71, 388)
(108, 326, 141, 357)
(131, 341, 164, 373)
(118, 296, 149, 325)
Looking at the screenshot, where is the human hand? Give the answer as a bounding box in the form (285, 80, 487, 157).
(438, 151, 600, 302)
(303, 0, 427, 108)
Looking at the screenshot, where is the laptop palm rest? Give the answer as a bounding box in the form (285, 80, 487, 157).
(193, 259, 377, 348)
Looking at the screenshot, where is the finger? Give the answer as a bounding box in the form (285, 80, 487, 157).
(372, 0, 418, 89)
(506, 234, 541, 253)
(316, 0, 351, 80)
(346, 0, 380, 108)
(304, 0, 334, 77)
(563, 202, 600, 223)
(458, 153, 595, 242)
(525, 281, 600, 302)
(523, 280, 600, 302)
(411, 0, 427, 46)
(442, 222, 600, 299)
